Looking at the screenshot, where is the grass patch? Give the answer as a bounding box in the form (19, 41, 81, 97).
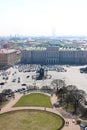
(0, 110, 64, 130)
(14, 93, 52, 108)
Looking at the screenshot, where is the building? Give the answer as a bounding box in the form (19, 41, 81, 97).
(21, 46, 87, 65)
(21, 47, 59, 64)
(2, 44, 12, 49)
(0, 49, 21, 67)
(59, 50, 87, 64)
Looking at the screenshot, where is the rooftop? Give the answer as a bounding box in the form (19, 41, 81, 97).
(0, 49, 18, 54)
(23, 46, 87, 51)
(24, 47, 46, 51)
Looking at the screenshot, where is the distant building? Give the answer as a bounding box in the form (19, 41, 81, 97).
(3, 44, 12, 49)
(59, 50, 87, 64)
(21, 46, 87, 65)
(21, 47, 59, 64)
(0, 49, 21, 67)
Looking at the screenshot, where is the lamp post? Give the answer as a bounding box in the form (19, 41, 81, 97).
(33, 80, 36, 90)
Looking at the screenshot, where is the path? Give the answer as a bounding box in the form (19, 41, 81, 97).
(1, 93, 23, 113)
(50, 94, 80, 130)
(0, 93, 80, 130)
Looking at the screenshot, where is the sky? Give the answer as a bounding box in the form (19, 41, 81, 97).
(0, 0, 87, 36)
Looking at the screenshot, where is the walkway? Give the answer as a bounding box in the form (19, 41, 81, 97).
(0, 93, 80, 130)
(50, 94, 80, 130)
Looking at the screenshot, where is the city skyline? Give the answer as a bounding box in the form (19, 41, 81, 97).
(0, 0, 87, 36)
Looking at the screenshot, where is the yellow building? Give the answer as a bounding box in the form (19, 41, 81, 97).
(0, 49, 21, 67)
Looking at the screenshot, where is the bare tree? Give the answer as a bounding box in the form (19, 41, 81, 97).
(2, 89, 13, 97)
(58, 86, 67, 103)
(51, 79, 65, 90)
(71, 89, 86, 114)
(65, 85, 78, 109)
(66, 85, 86, 114)
(66, 85, 77, 92)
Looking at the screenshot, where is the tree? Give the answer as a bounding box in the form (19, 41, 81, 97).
(66, 85, 77, 92)
(71, 89, 86, 114)
(2, 89, 13, 97)
(0, 93, 3, 104)
(58, 86, 67, 103)
(66, 85, 86, 114)
(0, 92, 8, 103)
(65, 85, 78, 109)
(51, 79, 65, 90)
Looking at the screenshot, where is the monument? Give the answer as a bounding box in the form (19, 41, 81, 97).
(36, 67, 45, 80)
(32, 65, 51, 80)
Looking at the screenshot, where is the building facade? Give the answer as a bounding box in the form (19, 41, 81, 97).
(21, 47, 87, 65)
(0, 49, 21, 67)
(21, 47, 59, 64)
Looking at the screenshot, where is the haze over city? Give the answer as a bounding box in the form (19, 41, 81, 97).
(0, 0, 87, 36)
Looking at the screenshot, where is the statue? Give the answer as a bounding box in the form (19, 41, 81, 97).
(36, 67, 44, 80)
(32, 65, 51, 80)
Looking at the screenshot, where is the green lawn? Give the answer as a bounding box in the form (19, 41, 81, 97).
(14, 93, 52, 108)
(0, 110, 64, 130)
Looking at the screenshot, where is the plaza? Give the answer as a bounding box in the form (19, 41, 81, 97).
(0, 64, 87, 94)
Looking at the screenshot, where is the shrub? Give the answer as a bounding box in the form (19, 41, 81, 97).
(76, 119, 81, 124)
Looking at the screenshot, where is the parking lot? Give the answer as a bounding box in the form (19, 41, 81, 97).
(0, 64, 87, 94)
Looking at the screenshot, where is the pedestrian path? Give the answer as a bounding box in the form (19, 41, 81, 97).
(0, 93, 80, 130)
(1, 93, 23, 113)
(50, 94, 80, 130)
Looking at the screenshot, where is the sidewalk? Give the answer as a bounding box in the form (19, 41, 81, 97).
(1, 93, 23, 113)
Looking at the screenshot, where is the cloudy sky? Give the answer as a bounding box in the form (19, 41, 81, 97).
(0, 0, 87, 36)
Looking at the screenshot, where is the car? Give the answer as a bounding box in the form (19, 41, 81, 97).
(0, 82, 5, 85)
(21, 88, 26, 90)
(53, 103, 61, 108)
(18, 80, 20, 83)
(3, 77, 5, 79)
(14, 90, 18, 93)
(21, 83, 26, 86)
(26, 75, 29, 78)
(12, 79, 16, 82)
(85, 126, 87, 130)
(6, 77, 8, 80)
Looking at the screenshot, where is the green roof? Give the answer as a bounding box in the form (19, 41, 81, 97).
(24, 47, 46, 50)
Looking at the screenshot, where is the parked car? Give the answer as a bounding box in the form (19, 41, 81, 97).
(12, 79, 16, 82)
(26, 75, 29, 78)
